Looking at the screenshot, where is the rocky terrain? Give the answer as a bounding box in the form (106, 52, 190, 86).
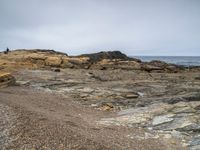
(1, 49, 199, 73)
(0, 49, 200, 149)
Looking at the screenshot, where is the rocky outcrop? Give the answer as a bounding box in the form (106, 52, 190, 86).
(45, 56, 63, 67)
(0, 49, 198, 73)
(61, 57, 90, 69)
(0, 49, 90, 71)
(141, 60, 180, 73)
(80, 51, 141, 63)
(90, 59, 142, 70)
(0, 72, 15, 88)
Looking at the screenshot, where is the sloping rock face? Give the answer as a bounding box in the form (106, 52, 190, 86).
(0, 72, 15, 88)
(80, 51, 140, 63)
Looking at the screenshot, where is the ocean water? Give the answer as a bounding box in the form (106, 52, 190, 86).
(133, 56, 200, 66)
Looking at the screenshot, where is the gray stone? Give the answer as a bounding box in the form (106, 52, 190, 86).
(190, 145, 200, 150)
(166, 115, 200, 132)
(189, 136, 200, 150)
(152, 114, 175, 126)
(172, 106, 196, 114)
(171, 130, 183, 139)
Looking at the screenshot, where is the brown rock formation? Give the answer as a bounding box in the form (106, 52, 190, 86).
(0, 49, 198, 73)
(0, 72, 16, 88)
(0, 49, 90, 71)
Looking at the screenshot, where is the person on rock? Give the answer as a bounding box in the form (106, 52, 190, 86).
(4, 47, 10, 54)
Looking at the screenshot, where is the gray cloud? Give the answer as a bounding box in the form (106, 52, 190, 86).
(0, 0, 200, 55)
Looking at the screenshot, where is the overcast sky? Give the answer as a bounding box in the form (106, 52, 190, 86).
(0, 0, 200, 56)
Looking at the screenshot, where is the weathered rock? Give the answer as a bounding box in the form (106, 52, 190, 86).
(172, 106, 196, 113)
(66, 57, 90, 68)
(189, 102, 200, 110)
(141, 64, 162, 72)
(101, 103, 114, 111)
(170, 130, 183, 139)
(45, 56, 62, 67)
(100, 111, 151, 125)
(152, 114, 175, 126)
(148, 60, 169, 68)
(164, 93, 200, 104)
(183, 93, 200, 102)
(141, 60, 180, 73)
(0, 72, 16, 88)
(0, 49, 197, 72)
(90, 59, 142, 70)
(98, 100, 200, 147)
(189, 136, 200, 149)
(124, 93, 139, 99)
(61, 58, 75, 68)
(80, 51, 140, 63)
(0, 49, 91, 70)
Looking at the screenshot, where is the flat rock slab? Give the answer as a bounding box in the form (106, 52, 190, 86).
(152, 114, 175, 126)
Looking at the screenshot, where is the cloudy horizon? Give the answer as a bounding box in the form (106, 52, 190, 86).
(0, 0, 200, 56)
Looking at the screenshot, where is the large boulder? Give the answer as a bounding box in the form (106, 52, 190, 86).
(0, 72, 16, 88)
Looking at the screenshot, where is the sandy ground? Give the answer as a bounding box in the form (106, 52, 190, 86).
(0, 86, 183, 150)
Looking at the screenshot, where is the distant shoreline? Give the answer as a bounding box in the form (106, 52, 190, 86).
(133, 56, 200, 67)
